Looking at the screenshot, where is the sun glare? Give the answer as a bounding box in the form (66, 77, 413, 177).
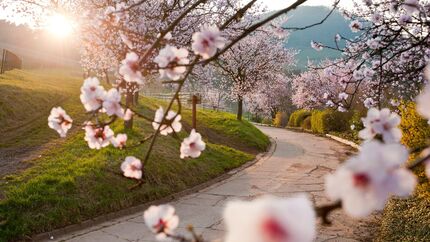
(46, 14, 75, 38)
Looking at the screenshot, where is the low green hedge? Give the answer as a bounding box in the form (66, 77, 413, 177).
(273, 112, 289, 128)
(301, 116, 312, 130)
(310, 109, 352, 133)
(288, 109, 311, 127)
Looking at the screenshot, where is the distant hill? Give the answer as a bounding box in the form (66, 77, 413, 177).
(282, 6, 356, 70)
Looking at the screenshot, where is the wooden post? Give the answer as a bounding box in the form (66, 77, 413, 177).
(0, 49, 5, 74)
(188, 94, 201, 130)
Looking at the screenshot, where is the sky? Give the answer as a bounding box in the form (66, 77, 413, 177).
(260, 0, 355, 10)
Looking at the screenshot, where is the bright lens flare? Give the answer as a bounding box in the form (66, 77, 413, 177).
(46, 14, 75, 38)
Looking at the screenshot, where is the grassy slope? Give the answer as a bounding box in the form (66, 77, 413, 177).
(0, 69, 84, 149)
(0, 69, 269, 241)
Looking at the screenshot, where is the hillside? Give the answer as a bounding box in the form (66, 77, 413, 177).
(0, 69, 269, 240)
(283, 6, 356, 69)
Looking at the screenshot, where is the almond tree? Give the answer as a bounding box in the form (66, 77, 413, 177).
(291, 59, 349, 110)
(305, 0, 430, 109)
(245, 73, 293, 118)
(215, 31, 296, 120)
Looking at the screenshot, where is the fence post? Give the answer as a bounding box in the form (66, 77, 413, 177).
(190, 94, 202, 130)
(0, 49, 5, 74)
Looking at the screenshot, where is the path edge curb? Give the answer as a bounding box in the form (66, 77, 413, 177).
(32, 138, 277, 241)
(325, 134, 360, 150)
(252, 122, 360, 150)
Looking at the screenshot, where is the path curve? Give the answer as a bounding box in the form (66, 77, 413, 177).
(51, 126, 378, 242)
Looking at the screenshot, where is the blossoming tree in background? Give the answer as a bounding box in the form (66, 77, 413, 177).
(297, 0, 430, 110)
(214, 31, 296, 120)
(245, 73, 293, 119)
(5, 0, 430, 241)
(291, 59, 349, 110)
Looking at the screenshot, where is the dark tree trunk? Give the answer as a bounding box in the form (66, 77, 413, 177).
(104, 69, 110, 84)
(124, 90, 134, 129)
(237, 96, 243, 121)
(133, 91, 139, 106)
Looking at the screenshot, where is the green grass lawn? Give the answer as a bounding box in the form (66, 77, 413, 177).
(0, 69, 85, 149)
(0, 69, 269, 241)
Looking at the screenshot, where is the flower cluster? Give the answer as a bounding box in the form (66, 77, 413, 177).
(310, 41, 323, 51)
(80, 77, 125, 118)
(84, 123, 115, 149)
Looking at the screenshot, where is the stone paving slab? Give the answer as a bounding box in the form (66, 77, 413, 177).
(47, 126, 379, 242)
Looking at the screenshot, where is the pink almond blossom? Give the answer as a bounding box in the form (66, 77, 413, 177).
(112, 133, 127, 149)
(152, 107, 182, 136)
(119, 52, 144, 84)
(154, 45, 189, 80)
(359, 108, 402, 143)
(121, 156, 142, 179)
(103, 88, 124, 118)
(84, 124, 114, 149)
(192, 25, 226, 59)
(80, 77, 106, 112)
(48, 107, 73, 138)
(180, 129, 206, 159)
(143, 204, 179, 240)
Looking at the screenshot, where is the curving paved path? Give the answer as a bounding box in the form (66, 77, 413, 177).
(51, 126, 378, 242)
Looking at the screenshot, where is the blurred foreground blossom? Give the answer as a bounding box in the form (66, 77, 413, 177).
(416, 66, 430, 120)
(326, 141, 416, 217)
(223, 195, 316, 242)
(144, 204, 179, 240)
(192, 25, 226, 59)
(154, 45, 189, 80)
(359, 108, 402, 143)
(119, 52, 144, 84)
